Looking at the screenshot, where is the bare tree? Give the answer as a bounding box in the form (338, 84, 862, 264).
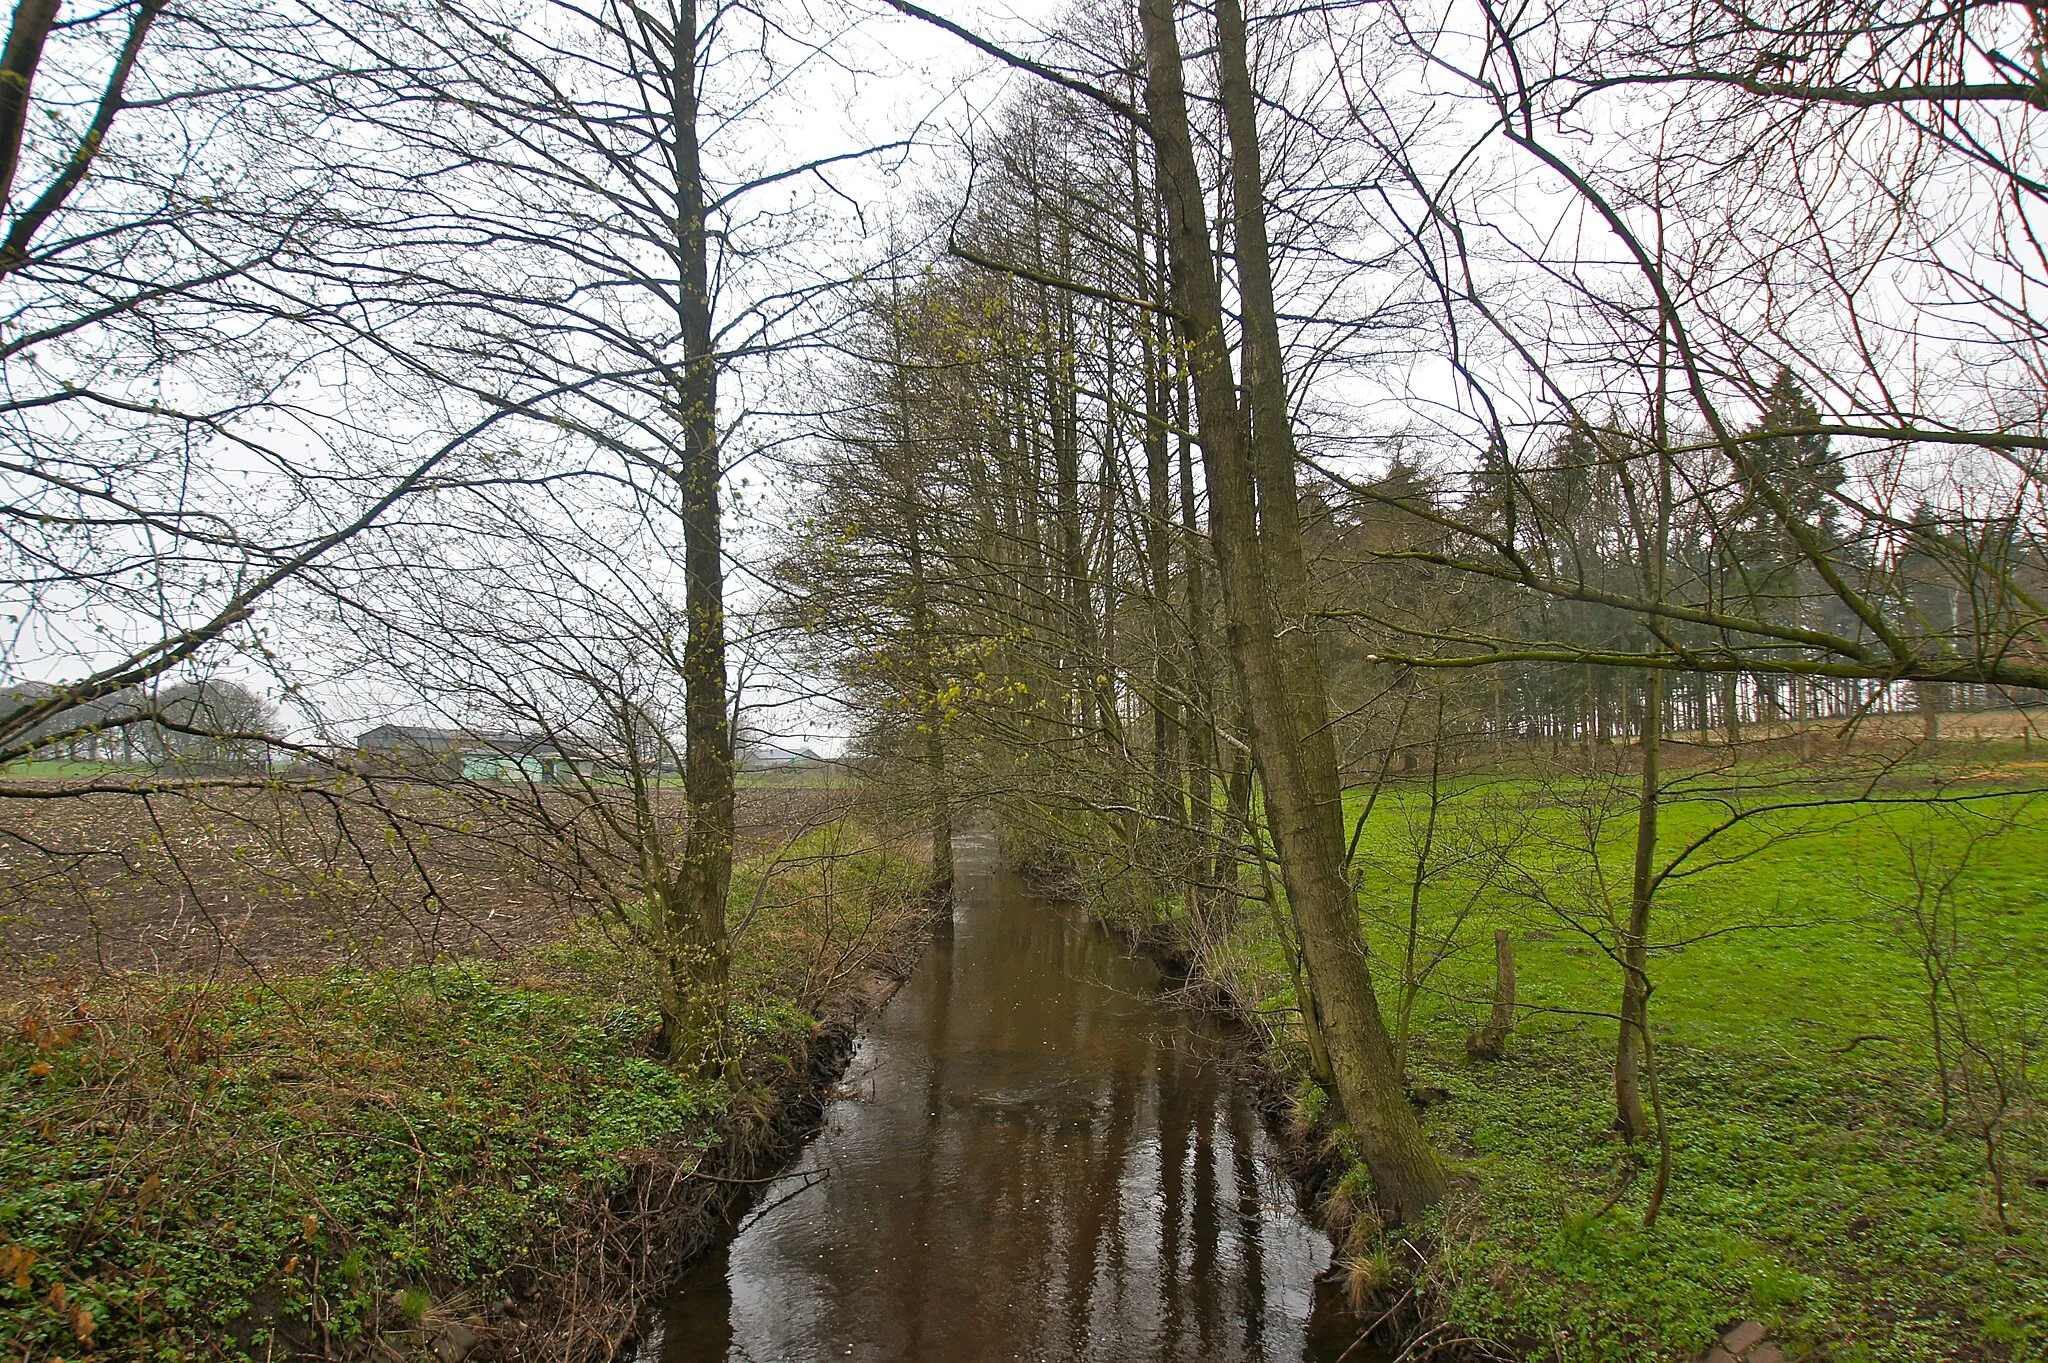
(1882, 800, 2044, 1232)
(0, 1, 577, 778)
(277, 0, 922, 1060)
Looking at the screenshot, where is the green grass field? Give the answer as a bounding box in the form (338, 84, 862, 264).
(0, 760, 141, 779)
(1234, 754, 2048, 1361)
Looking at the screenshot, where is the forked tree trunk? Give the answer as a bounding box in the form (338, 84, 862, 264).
(1140, 0, 1445, 1222)
(1253, 802, 1335, 1091)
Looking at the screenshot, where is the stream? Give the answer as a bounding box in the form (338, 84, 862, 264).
(634, 830, 1372, 1362)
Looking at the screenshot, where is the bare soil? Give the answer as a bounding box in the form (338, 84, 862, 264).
(0, 781, 855, 989)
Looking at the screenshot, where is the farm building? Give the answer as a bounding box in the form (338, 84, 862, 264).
(734, 739, 826, 771)
(354, 725, 595, 783)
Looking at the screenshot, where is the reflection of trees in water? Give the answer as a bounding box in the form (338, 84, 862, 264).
(683, 870, 1329, 1362)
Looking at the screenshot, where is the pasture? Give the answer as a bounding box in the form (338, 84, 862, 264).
(1232, 748, 2048, 1360)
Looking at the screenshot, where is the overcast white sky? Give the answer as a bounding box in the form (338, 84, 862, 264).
(8, 0, 2041, 755)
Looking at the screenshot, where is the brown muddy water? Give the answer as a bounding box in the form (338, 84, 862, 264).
(634, 831, 1376, 1363)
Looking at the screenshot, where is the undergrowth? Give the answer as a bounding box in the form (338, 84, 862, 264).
(0, 822, 927, 1359)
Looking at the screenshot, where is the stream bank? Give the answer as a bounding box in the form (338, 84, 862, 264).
(496, 916, 937, 1361)
(0, 823, 937, 1363)
(633, 829, 1367, 1362)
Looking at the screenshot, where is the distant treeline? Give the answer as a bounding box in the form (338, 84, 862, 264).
(0, 679, 279, 771)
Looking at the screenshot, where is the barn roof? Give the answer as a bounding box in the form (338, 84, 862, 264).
(355, 725, 580, 758)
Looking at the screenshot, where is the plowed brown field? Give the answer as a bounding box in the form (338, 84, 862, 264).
(0, 781, 852, 987)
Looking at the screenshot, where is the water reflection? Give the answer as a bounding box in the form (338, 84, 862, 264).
(639, 833, 1365, 1362)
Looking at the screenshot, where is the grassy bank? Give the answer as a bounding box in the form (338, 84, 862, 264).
(1324, 758, 2046, 1361)
(0, 822, 929, 1360)
(1043, 748, 2048, 1361)
(1331, 765, 2045, 1361)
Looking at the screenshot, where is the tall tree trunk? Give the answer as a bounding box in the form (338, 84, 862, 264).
(0, 0, 61, 210)
(1618, 351, 1675, 1145)
(1214, 746, 1253, 909)
(665, 0, 733, 1069)
(907, 517, 953, 902)
(1141, 0, 1445, 1221)
(1915, 679, 1945, 741)
(886, 282, 955, 906)
(1050, 289, 1094, 738)
(1093, 311, 1130, 771)
(1142, 289, 1183, 833)
(925, 724, 953, 894)
(1176, 364, 1220, 929)
(1253, 792, 1335, 1090)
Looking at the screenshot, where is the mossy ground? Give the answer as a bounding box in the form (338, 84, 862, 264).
(0, 823, 927, 1360)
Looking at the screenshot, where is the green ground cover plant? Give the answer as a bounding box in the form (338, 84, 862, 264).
(0, 821, 926, 1359)
(1219, 754, 2048, 1361)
